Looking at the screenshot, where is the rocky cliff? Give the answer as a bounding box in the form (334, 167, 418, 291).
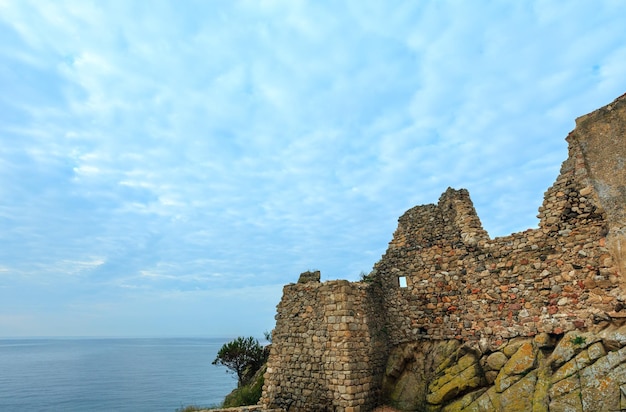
(383, 325, 626, 411)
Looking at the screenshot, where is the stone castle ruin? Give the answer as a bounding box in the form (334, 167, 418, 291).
(260, 93, 626, 411)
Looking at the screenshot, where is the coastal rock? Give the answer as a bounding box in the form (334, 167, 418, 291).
(485, 352, 508, 371)
(379, 328, 626, 411)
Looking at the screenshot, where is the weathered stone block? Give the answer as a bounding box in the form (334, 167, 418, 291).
(298, 270, 321, 283)
(494, 341, 535, 393)
(549, 331, 592, 368)
(549, 374, 580, 400)
(485, 351, 508, 371)
(551, 349, 591, 384)
(427, 361, 483, 405)
(549, 391, 583, 412)
(499, 371, 537, 412)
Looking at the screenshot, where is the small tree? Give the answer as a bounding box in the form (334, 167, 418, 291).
(212, 336, 266, 386)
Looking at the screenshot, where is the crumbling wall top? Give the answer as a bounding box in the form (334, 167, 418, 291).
(389, 188, 489, 251)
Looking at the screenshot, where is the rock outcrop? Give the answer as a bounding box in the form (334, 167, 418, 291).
(382, 324, 626, 411)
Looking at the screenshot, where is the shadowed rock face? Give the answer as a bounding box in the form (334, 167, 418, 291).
(262, 93, 626, 412)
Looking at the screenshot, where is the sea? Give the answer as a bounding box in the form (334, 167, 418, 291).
(0, 337, 239, 412)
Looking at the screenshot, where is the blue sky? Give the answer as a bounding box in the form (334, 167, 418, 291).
(1, 0, 626, 338)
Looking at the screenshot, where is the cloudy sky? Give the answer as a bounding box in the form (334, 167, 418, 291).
(1, 0, 626, 338)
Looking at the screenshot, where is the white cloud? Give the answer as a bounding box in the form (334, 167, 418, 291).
(1, 0, 626, 336)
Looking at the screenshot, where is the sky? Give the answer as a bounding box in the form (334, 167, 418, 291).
(1, 0, 626, 338)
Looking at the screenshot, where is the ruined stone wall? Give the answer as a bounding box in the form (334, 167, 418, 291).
(261, 279, 388, 412)
(260, 93, 626, 411)
(373, 125, 622, 346)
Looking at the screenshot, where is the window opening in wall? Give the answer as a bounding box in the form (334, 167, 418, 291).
(398, 276, 407, 288)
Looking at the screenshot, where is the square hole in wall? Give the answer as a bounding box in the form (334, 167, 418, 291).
(398, 276, 407, 288)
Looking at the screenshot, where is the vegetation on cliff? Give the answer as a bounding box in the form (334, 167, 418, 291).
(221, 364, 267, 407)
(212, 335, 270, 408)
(212, 336, 267, 387)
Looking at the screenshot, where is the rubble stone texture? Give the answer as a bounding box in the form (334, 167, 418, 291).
(261, 93, 626, 411)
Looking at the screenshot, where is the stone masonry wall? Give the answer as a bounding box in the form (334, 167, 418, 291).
(261, 278, 388, 412)
(373, 109, 626, 346)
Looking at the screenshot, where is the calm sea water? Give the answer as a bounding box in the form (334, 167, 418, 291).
(0, 338, 238, 412)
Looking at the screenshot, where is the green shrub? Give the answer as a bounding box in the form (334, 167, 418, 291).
(212, 336, 266, 387)
(222, 367, 265, 407)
